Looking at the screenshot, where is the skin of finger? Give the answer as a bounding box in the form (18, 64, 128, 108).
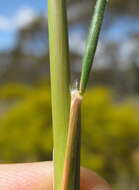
(0, 162, 53, 190)
(80, 167, 111, 190)
(0, 161, 111, 190)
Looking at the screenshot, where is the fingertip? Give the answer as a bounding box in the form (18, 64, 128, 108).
(80, 167, 111, 190)
(0, 161, 53, 190)
(0, 161, 111, 190)
(91, 184, 111, 190)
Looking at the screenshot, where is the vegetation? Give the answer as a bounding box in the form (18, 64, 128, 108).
(48, 0, 108, 189)
(0, 83, 139, 189)
(48, 0, 71, 188)
(0, 0, 139, 189)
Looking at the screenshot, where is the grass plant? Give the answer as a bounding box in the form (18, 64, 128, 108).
(48, 0, 108, 189)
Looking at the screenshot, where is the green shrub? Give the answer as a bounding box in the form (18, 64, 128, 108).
(0, 86, 52, 162)
(0, 85, 139, 186)
(0, 83, 30, 100)
(82, 87, 139, 183)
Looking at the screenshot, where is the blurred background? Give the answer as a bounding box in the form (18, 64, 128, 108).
(0, 0, 139, 189)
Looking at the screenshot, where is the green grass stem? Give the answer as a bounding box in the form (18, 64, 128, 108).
(48, 0, 70, 189)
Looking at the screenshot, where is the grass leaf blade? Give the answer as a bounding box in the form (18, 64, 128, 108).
(79, 0, 108, 94)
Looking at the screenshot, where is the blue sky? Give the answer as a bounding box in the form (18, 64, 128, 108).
(0, 1, 139, 51)
(0, 0, 46, 51)
(0, 0, 45, 17)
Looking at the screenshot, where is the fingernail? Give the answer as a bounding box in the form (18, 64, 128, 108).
(92, 184, 111, 190)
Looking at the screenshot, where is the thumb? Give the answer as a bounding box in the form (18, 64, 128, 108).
(0, 161, 111, 190)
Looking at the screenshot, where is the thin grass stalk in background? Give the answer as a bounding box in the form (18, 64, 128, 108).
(79, 0, 108, 95)
(48, 0, 70, 189)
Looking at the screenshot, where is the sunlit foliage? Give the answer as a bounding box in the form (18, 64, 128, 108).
(0, 83, 139, 187)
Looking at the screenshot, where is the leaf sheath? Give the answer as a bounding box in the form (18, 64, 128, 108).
(61, 90, 82, 190)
